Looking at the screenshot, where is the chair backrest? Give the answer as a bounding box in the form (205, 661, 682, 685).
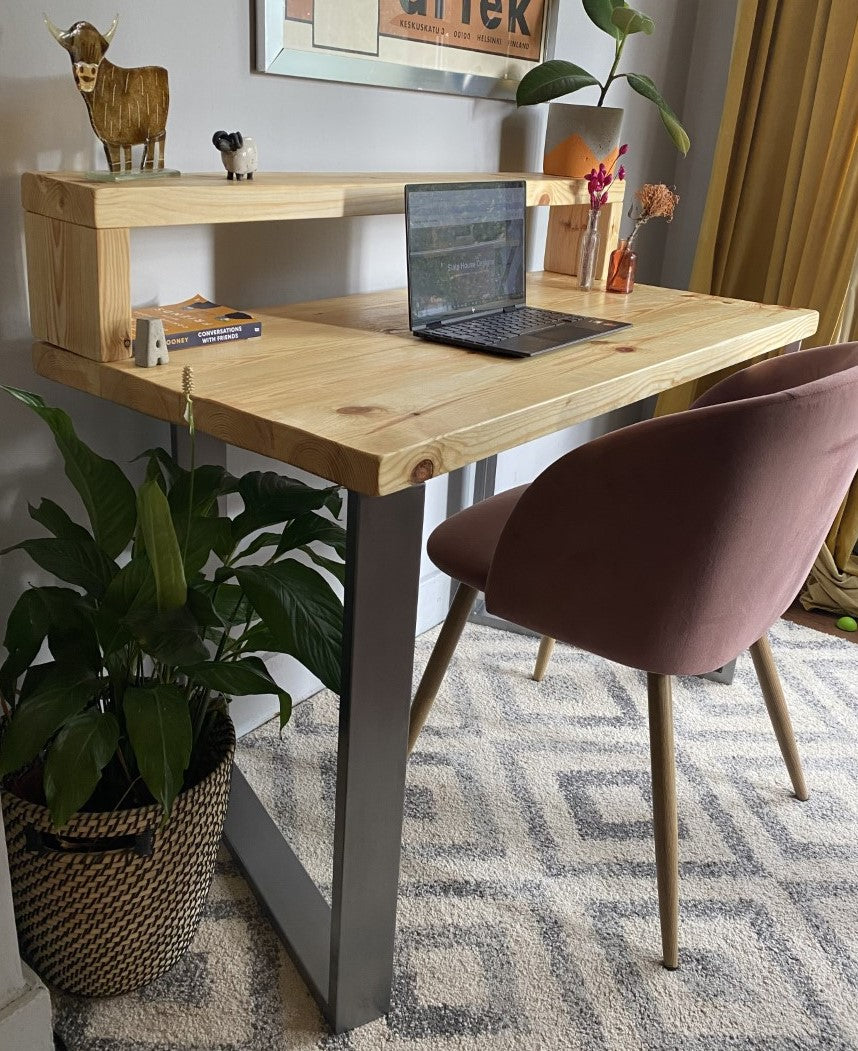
(485, 343, 858, 675)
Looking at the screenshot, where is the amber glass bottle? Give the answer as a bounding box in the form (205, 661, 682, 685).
(606, 239, 637, 293)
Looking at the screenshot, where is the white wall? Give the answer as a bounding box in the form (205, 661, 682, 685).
(0, 0, 715, 693)
(0, 0, 733, 1002)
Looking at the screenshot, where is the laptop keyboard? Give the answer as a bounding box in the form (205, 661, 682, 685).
(440, 307, 575, 345)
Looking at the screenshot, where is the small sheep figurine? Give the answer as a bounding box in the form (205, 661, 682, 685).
(212, 130, 257, 180)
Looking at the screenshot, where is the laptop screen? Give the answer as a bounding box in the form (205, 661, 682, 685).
(405, 181, 526, 328)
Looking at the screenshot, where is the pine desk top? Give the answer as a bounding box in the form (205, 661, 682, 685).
(33, 274, 818, 496)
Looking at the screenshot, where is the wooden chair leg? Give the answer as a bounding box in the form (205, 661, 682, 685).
(532, 636, 556, 681)
(647, 672, 679, 970)
(408, 583, 478, 753)
(749, 635, 809, 801)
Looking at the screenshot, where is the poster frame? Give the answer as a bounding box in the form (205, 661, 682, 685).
(255, 1, 558, 101)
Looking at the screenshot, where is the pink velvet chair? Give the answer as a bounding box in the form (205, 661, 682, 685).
(408, 341, 858, 969)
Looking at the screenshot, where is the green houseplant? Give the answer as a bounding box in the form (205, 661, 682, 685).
(516, 0, 690, 157)
(0, 378, 345, 995)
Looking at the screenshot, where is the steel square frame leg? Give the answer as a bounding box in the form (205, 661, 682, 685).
(225, 483, 426, 1032)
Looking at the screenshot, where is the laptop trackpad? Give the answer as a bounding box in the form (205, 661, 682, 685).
(505, 326, 599, 356)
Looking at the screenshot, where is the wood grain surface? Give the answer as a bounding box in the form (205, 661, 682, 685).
(21, 171, 624, 230)
(33, 275, 818, 496)
(25, 212, 131, 361)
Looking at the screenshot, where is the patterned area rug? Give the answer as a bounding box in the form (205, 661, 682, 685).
(53, 618, 858, 1050)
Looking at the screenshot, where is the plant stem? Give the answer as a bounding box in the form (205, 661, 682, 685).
(112, 774, 143, 812)
(214, 592, 245, 663)
(598, 32, 627, 105)
(114, 744, 136, 793)
(182, 422, 196, 570)
(191, 687, 212, 747)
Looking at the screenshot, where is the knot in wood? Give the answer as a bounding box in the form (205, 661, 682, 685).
(410, 458, 435, 483)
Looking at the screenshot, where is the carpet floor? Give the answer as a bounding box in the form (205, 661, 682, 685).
(53, 618, 858, 1050)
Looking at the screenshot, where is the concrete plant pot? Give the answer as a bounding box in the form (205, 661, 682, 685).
(543, 103, 624, 179)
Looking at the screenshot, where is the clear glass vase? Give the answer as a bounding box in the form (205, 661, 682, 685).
(577, 209, 601, 291)
(607, 238, 638, 294)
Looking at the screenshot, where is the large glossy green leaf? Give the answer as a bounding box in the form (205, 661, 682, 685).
(275, 513, 346, 559)
(123, 606, 208, 666)
(169, 464, 238, 522)
(516, 60, 601, 107)
(136, 446, 185, 488)
(235, 560, 343, 692)
(103, 554, 156, 617)
(232, 473, 343, 543)
(42, 588, 101, 675)
(182, 655, 291, 709)
(98, 620, 135, 662)
(0, 588, 99, 699)
(175, 515, 233, 577)
(203, 583, 253, 629)
(1, 588, 51, 698)
(625, 73, 690, 154)
(184, 655, 293, 729)
(3, 387, 136, 559)
(186, 587, 224, 629)
(232, 530, 282, 562)
(137, 479, 186, 611)
(28, 499, 93, 545)
(0, 667, 97, 776)
(302, 549, 345, 585)
(611, 6, 654, 35)
(232, 621, 278, 656)
(3, 536, 116, 598)
(583, 0, 622, 37)
(124, 685, 192, 819)
(43, 710, 119, 829)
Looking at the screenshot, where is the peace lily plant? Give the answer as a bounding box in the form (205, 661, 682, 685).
(516, 0, 690, 155)
(0, 377, 344, 829)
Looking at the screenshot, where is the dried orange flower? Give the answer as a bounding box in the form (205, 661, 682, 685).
(635, 183, 679, 220)
(626, 184, 680, 246)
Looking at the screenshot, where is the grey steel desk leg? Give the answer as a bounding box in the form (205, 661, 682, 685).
(225, 483, 425, 1034)
(701, 659, 736, 685)
(466, 456, 542, 637)
(328, 485, 425, 1030)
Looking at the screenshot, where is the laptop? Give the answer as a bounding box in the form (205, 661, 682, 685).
(404, 180, 630, 358)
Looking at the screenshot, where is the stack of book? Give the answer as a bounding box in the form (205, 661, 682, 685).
(132, 294, 262, 350)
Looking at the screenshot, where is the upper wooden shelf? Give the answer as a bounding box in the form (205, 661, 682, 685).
(22, 169, 627, 363)
(21, 171, 622, 230)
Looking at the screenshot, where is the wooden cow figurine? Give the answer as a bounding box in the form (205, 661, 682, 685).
(45, 15, 169, 173)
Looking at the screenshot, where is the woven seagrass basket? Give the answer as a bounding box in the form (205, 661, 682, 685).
(1, 713, 235, 998)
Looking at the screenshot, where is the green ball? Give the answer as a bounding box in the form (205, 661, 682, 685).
(835, 615, 858, 632)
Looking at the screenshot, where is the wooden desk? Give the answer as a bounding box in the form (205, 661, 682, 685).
(32, 277, 818, 1032)
(33, 276, 816, 497)
(24, 166, 818, 1034)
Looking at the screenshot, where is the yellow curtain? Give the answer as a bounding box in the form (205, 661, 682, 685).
(655, 0, 858, 615)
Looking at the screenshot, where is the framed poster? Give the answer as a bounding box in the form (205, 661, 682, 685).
(256, 0, 557, 101)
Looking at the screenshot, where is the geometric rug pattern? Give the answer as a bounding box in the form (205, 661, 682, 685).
(52, 618, 858, 1049)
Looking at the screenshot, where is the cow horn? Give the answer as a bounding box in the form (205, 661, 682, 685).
(103, 14, 119, 44)
(43, 14, 69, 49)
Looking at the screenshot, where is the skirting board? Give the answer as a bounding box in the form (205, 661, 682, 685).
(0, 965, 53, 1051)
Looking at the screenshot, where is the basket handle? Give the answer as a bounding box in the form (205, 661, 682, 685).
(24, 824, 154, 858)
